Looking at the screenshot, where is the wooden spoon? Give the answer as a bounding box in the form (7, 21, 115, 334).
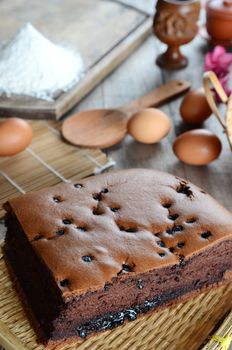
(62, 79, 190, 149)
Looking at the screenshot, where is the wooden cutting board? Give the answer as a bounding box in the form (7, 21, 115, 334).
(0, 0, 152, 120)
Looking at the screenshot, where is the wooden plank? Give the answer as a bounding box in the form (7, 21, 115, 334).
(0, 0, 151, 119)
(115, 0, 155, 15)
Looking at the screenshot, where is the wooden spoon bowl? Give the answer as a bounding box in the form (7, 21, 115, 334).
(62, 109, 128, 149)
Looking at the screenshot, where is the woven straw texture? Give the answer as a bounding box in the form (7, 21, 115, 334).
(0, 243, 232, 350)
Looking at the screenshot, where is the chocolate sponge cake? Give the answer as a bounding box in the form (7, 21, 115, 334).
(3, 169, 232, 345)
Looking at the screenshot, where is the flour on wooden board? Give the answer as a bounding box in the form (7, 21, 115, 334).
(0, 23, 84, 101)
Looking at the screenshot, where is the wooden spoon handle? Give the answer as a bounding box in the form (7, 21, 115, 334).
(124, 79, 190, 112)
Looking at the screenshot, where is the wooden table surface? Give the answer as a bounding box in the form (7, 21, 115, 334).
(0, 0, 231, 238)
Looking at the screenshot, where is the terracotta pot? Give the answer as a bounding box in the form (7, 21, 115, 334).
(153, 0, 201, 70)
(206, 0, 232, 41)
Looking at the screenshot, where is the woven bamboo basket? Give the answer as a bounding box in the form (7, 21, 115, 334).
(0, 244, 231, 350)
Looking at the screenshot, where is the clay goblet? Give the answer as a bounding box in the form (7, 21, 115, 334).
(153, 0, 201, 70)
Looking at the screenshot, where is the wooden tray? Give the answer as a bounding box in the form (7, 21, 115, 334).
(0, 120, 114, 218)
(0, 0, 152, 120)
(0, 243, 231, 350)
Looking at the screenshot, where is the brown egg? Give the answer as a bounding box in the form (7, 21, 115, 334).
(0, 118, 32, 156)
(173, 129, 221, 165)
(180, 88, 212, 125)
(127, 108, 171, 144)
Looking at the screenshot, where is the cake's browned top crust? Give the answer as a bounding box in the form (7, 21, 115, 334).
(7, 169, 232, 296)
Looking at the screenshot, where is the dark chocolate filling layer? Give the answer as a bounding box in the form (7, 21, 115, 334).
(76, 290, 188, 338)
(4, 209, 232, 343)
(67, 267, 228, 339)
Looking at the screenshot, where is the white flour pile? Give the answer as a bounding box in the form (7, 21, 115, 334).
(0, 23, 84, 101)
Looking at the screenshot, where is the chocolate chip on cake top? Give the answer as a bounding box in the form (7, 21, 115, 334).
(8, 169, 232, 295)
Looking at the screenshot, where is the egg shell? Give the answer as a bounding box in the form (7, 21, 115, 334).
(127, 108, 171, 144)
(180, 88, 212, 125)
(173, 129, 222, 165)
(0, 118, 32, 157)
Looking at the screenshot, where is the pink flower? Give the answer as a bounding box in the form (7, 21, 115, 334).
(204, 46, 232, 74)
(204, 46, 232, 100)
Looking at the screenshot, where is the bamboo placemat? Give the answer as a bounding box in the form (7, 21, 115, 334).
(0, 242, 232, 350)
(0, 120, 114, 218)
